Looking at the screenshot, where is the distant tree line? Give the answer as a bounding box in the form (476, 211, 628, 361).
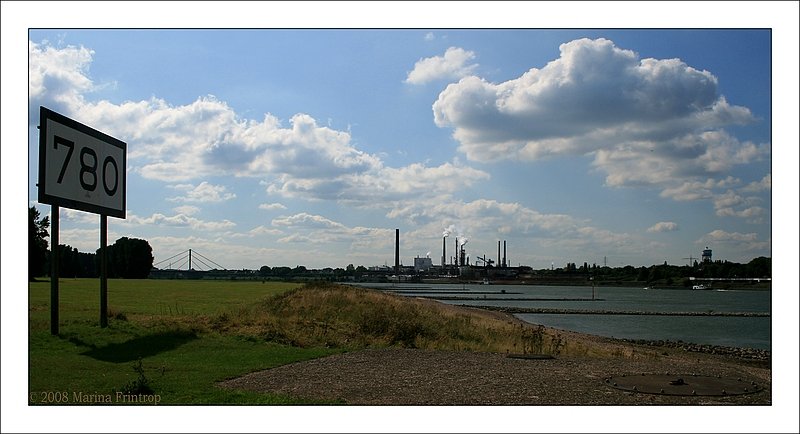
(29, 206, 154, 280)
(258, 264, 369, 279)
(540, 257, 771, 284)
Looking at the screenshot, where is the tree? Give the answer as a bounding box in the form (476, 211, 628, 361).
(746, 257, 771, 278)
(272, 266, 292, 276)
(636, 266, 649, 282)
(57, 245, 81, 278)
(29, 207, 50, 281)
(99, 237, 153, 278)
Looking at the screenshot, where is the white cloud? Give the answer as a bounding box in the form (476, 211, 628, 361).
(29, 40, 489, 209)
(715, 206, 766, 223)
(647, 222, 679, 233)
(713, 190, 744, 210)
(432, 37, 767, 196)
(272, 212, 344, 229)
(270, 212, 394, 247)
(28, 40, 95, 121)
(742, 173, 771, 192)
(264, 160, 490, 206)
(168, 182, 236, 203)
(248, 225, 283, 236)
(173, 205, 200, 216)
(124, 211, 236, 232)
(405, 47, 478, 85)
(698, 229, 770, 252)
(259, 202, 287, 211)
(57, 228, 102, 252)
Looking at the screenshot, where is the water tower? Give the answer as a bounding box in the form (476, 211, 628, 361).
(702, 247, 712, 263)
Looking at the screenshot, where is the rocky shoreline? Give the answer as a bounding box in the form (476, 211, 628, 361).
(617, 338, 771, 362)
(457, 304, 769, 317)
(466, 304, 771, 362)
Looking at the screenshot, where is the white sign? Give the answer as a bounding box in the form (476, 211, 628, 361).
(38, 107, 126, 218)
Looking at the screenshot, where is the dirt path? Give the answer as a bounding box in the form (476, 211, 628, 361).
(218, 347, 770, 405)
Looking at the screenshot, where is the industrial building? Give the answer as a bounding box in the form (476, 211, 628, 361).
(388, 228, 530, 283)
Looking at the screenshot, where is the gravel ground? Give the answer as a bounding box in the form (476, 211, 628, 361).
(218, 346, 770, 405)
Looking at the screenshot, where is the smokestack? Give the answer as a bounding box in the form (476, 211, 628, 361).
(503, 241, 507, 268)
(395, 229, 400, 274)
(498, 241, 501, 268)
(454, 238, 458, 266)
(442, 237, 446, 268)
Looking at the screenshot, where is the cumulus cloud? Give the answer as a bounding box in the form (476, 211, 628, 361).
(259, 202, 287, 211)
(715, 206, 766, 223)
(698, 229, 770, 252)
(432, 37, 767, 196)
(124, 211, 236, 231)
(248, 225, 283, 236)
(271, 212, 393, 247)
(263, 160, 489, 205)
(660, 177, 740, 202)
(168, 182, 236, 203)
(741, 173, 771, 192)
(405, 47, 478, 85)
(29, 40, 489, 209)
(659, 175, 768, 223)
(29, 40, 95, 120)
(647, 222, 679, 233)
(173, 205, 200, 216)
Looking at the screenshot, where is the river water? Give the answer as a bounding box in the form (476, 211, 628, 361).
(355, 283, 771, 350)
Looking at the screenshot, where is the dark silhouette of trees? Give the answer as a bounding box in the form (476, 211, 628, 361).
(52, 245, 98, 278)
(29, 207, 50, 281)
(99, 237, 153, 278)
(745, 257, 771, 277)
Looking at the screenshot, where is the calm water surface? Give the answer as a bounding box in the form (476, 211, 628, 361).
(358, 283, 771, 350)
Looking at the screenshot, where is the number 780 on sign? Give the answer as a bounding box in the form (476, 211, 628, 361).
(38, 107, 126, 219)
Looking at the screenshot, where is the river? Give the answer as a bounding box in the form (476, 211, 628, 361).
(354, 283, 771, 350)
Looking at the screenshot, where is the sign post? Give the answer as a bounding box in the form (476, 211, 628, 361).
(100, 215, 108, 328)
(50, 205, 59, 335)
(38, 107, 126, 333)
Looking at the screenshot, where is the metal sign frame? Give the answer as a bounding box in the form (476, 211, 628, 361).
(38, 106, 126, 218)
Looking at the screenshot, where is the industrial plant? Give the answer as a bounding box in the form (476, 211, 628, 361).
(386, 228, 531, 283)
(145, 228, 768, 291)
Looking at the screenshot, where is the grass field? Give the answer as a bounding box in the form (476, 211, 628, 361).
(28, 278, 572, 405)
(28, 278, 339, 405)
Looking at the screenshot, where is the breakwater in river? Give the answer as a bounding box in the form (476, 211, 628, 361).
(465, 305, 769, 317)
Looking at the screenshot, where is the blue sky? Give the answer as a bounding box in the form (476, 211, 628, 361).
(23, 27, 776, 270)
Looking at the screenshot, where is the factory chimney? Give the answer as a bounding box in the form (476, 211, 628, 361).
(503, 241, 507, 268)
(442, 237, 446, 268)
(454, 238, 458, 266)
(395, 229, 400, 274)
(498, 241, 501, 268)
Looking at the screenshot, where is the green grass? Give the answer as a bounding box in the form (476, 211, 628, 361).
(29, 278, 303, 319)
(28, 279, 595, 405)
(29, 278, 339, 405)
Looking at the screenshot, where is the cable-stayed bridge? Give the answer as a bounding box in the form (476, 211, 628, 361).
(153, 249, 226, 271)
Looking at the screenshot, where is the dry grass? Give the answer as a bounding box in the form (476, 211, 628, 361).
(149, 281, 658, 359)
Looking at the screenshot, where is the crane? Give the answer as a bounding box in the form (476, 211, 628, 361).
(682, 254, 697, 267)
